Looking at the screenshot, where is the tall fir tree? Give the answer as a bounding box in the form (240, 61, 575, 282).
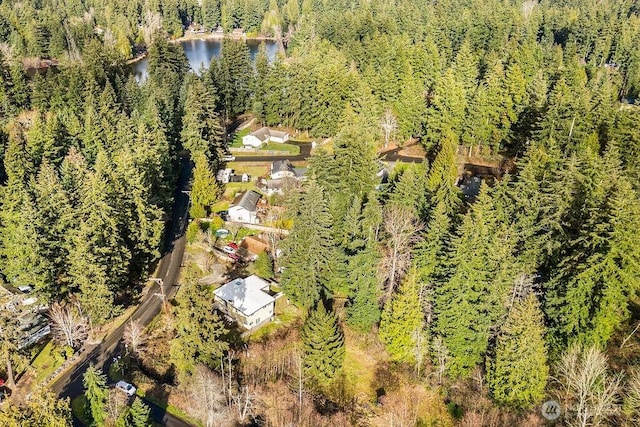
(170, 280, 228, 380)
(433, 184, 518, 377)
(301, 303, 345, 386)
(281, 180, 339, 309)
(83, 364, 108, 427)
(378, 272, 424, 364)
(487, 294, 549, 409)
(346, 244, 382, 332)
(127, 397, 151, 427)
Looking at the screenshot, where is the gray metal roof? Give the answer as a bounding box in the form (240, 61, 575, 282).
(271, 159, 294, 173)
(231, 190, 261, 212)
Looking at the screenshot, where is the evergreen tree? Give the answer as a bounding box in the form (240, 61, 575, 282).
(346, 244, 381, 332)
(378, 272, 424, 364)
(127, 397, 151, 427)
(83, 364, 108, 427)
(190, 154, 219, 218)
(181, 76, 224, 165)
(433, 185, 518, 377)
(170, 280, 228, 380)
(487, 295, 549, 409)
(301, 303, 345, 385)
(280, 180, 338, 309)
(254, 251, 274, 279)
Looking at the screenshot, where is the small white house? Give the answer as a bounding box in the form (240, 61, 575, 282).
(270, 160, 297, 180)
(242, 127, 290, 148)
(213, 275, 275, 329)
(216, 168, 234, 184)
(228, 190, 261, 224)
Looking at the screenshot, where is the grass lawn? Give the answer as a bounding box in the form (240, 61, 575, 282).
(226, 161, 270, 178)
(210, 201, 230, 212)
(71, 396, 91, 426)
(223, 182, 259, 201)
(342, 328, 387, 401)
(31, 340, 67, 384)
(230, 128, 250, 148)
(259, 142, 300, 155)
(137, 390, 204, 427)
(248, 301, 301, 342)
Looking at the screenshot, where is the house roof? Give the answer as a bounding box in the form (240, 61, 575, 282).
(269, 129, 289, 139)
(248, 127, 290, 143)
(249, 127, 271, 143)
(271, 159, 295, 174)
(214, 275, 274, 316)
(231, 190, 261, 212)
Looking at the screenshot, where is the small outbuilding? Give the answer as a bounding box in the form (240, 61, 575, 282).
(213, 275, 275, 329)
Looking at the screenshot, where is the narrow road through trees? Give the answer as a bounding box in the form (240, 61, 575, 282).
(49, 159, 194, 427)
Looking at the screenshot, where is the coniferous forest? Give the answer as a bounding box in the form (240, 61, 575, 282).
(2, 0, 640, 426)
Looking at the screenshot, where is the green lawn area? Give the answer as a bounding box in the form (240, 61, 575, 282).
(259, 142, 300, 155)
(71, 396, 91, 426)
(31, 340, 67, 384)
(226, 161, 270, 177)
(248, 301, 301, 342)
(230, 128, 250, 148)
(137, 390, 204, 427)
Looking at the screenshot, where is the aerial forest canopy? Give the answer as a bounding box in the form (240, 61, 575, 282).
(1, 0, 640, 423)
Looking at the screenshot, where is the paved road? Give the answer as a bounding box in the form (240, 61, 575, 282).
(49, 158, 194, 427)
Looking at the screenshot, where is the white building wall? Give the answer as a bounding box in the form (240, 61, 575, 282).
(244, 303, 274, 328)
(270, 170, 296, 180)
(228, 206, 258, 224)
(242, 135, 264, 148)
(269, 134, 289, 143)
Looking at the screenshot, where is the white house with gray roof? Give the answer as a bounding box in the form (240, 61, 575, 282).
(242, 127, 290, 148)
(213, 275, 275, 329)
(228, 190, 261, 224)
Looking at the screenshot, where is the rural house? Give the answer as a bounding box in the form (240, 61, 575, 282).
(213, 275, 275, 329)
(228, 190, 261, 224)
(242, 127, 290, 148)
(270, 159, 297, 179)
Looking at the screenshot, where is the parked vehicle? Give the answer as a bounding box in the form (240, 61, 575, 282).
(223, 242, 239, 254)
(115, 380, 136, 396)
(222, 154, 236, 162)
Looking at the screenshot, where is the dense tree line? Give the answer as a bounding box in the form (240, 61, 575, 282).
(0, 37, 196, 326)
(1, 0, 640, 423)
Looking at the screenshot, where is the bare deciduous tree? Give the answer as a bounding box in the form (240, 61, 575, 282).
(142, 11, 164, 46)
(123, 319, 147, 357)
(381, 109, 398, 148)
(379, 205, 423, 301)
(106, 388, 128, 423)
(189, 365, 228, 427)
(431, 336, 449, 385)
(231, 385, 258, 422)
(48, 302, 88, 349)
(557, 345, 622, 427)
(625, 369, 640, 424)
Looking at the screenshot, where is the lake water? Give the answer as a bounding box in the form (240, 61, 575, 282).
(132, 38, 279, 82)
